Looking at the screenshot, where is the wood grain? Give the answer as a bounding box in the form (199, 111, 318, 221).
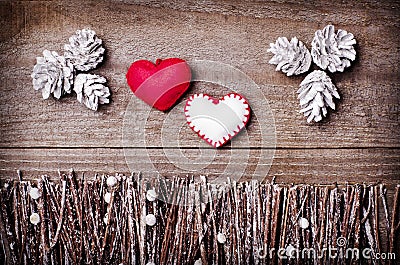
(0, 0, 399, 183)
(0, 0, 399, 148)
(1, 148, 399, 184)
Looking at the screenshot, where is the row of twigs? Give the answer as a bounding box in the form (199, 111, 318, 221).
(0, 171, 399, 264)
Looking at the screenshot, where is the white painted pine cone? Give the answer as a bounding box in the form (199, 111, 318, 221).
(31, 50, 74, 99)
(311, 25, 356, 73)
(298, 70, 340, 123)
(64, 29, 105, 71)
(73, 74, 110, 111)
(268, 37, 311, 76)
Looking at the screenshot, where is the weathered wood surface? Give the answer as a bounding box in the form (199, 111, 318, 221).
(0, 0, 399, 182)
(1, 148, 399, 184)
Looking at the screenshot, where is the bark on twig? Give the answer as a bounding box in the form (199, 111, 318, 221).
(0, 175, 398, 265)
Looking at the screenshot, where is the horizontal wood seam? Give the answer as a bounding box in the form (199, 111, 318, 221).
(0, 146, 399, 150)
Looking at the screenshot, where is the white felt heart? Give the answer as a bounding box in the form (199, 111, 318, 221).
(184, 93, 251, 148)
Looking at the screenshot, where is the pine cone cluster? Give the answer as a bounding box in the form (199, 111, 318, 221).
(268, 37, 311, 76)
(31, 50, 74, 99)
(311, 25, 356, 73)
(32, 29, 110, 111)
(267, 24, 356, 123)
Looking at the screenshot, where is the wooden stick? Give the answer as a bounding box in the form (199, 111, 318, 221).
(252, 180, 261, 265)
(244, 181, 253, 264)
(2, 176, 400, 264)
(362, 186, 376, 260)
(126, 178, 134, 264)
(262, 183, 272, 263)
(100, 188, 115, 261)
(18, 181, 29, 264)
(372, 185, 381, 257)
(270, 184, 282, 265)
(50, 180, 66, 249)
(389, 185, 399, 262)
(0, 187, 14, 265)
(37, 177, 49, 264)
(186, 181, 197, 264)
(196, 180, 207, 264)
(225, 181, 234, 264)
(42, 177, 57, 265)
(12, 182, 21, 259)
(379, 184, 391, 248)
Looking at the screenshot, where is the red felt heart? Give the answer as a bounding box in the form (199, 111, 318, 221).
(126, 58, 191, 111)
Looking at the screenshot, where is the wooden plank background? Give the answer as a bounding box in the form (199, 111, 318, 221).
(0, 0, 399, 186)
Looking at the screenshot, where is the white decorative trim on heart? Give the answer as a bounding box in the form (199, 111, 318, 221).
(184, 93, 251, 148)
